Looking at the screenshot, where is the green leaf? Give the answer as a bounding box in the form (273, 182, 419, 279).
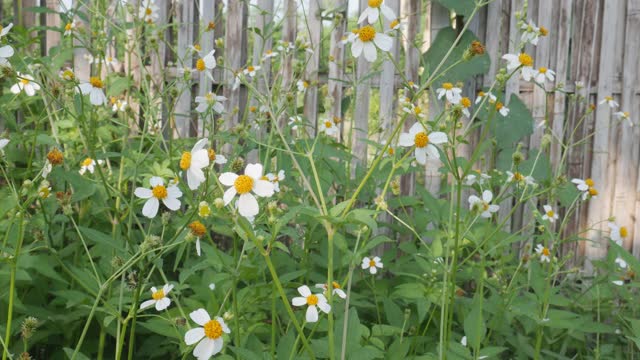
(491, 94, 534, 149)
(463, 299, 486, 350)
(63, 348, 91, 360)
(434, 0, 475, 16)
(422, 27, 490, 88)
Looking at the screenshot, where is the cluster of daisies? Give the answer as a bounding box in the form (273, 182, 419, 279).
(343, 0, 397, 62)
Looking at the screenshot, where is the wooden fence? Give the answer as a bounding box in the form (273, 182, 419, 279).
(4, 0, 640, 269)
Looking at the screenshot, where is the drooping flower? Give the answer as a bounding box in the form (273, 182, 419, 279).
(180, 138, 210, 190)
(361, 256, 383, 274)
(11, 73, 40, 96)
(140, 284, 174, 311)
(614, 111, 632, 127)
(468, 190, 499, 218)
(402, 103, 425, 119)
(495, 101, 510, 117)
(533, 67, 555, 85)
(63, 20, 77, 36)
(195, 92, 226, 114)
(351, 25, 392, 62)
(207, 148, 227, 166)
(464, 171, 491, 186)
(541, 204, 558, 223)
(459, 97, 472, 117)
(134, 177, 182, 218)
(218, 163, 274, 218)
(502, 53, 536, 81)
(436, 82, 462, 104)
(77, 77, 107, 105)
(262, 49, 278, 61)
(608, 222, 628, 246)
(520, 20, 544, 45)
(535, 244, 551, 263)
(357, 0, 396, 24)
(59, 68, 75, 81)
(599, 96, 618, 109)
(398, 123, 448, 165)
(475, 91, 497, 105)
(111, 98, 127, 112)
(291, 285, 331, 323)
(571, 178, 598, 200)
(315, 282, 347, 299)
(188, 220, 207, 256)
(184, 309, 231, 359)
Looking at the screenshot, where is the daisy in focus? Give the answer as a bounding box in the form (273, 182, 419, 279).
(535, 244, 552, 263)
(11, 73, 41, 96)
(134, 177, 182, 218)
(541, 204, 558, 223)
(351, 25, 392, 62)
(195, 50, 216, 80)
(358, 0, 396, 24)
(398, 123, 448, 165)
(184, 309, 231, 359)
(502, 52, 536, 81)
(459, 97, 472, 117)
(436, 82, 462, 104)
(468, 190, 499, 218)
(362, 256, 383, 274)
(243, 65, 260, 77)
(140, 284, 174, 311)
(319, 118, 339, 136)
(291, 285, 331, 323)
(77, 77, 107, 105)
(218, 163, 275, 218)
(316, 282, 347, 299)
(180, 138, 210, 190)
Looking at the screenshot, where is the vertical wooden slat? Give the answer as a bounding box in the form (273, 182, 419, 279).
(400, 0, 419, 198)
(378, 0, 400, 136)
(550, 0, 572, 167)
(197, 0, 216, 137)
(45, 0, 61, 55)
(175, 0, 196, 138)
(303, 0, 322, 130)
(352, 0, 370, 173)
(328, 0, 347, 133)
(280, 0, 297, 97)
(223, 0, 248, 129)
(585, 0, 620, 271)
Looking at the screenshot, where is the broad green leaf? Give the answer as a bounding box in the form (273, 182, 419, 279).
(463, 300, 486, 350)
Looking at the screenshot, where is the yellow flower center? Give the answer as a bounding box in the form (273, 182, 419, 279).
(390, 19, 400, 29)
(388, 147, 395, 155)
(145, 7, 152, 15)
(152, 185, 168, 199)
(414, 132, 429, 148)
(620, 226, 628, 238)
(477, 91, 485, 97)
(180, 151, 191, 170)
(460, 97, 471, 108)
(204, 320, 223, 339)
(47, 148, 64, 165)
(199, 203, 211, 217)
(193, 44, 201, 52)
(332, 281, 341, 289)
(546, 210, 554, 217)
(152, 289, 165, 300)
(21, 78, 30, 85)
(90, 77, 103, 88)
(585, 178, 594, 187)
(538, 67, 547, 74)
(208, 148, 216, 162)
(207, 22, 216, 31)
(542, 247, 550, 256)
(495, 102, 504, 110)
(324, 121, 333, 128)
(442, 82, 453, 90)
(65, 23, 72, 31)
(369, 260, 376, 267)
(62, 70, 74, 79)
(196, 58, 206, 71)
(81, 158, 93, 167)
(605, 96, 613, 101)
(302, 81, 309, 88)
(247, 66, 255, 72)
(414, 106, 422, 115)
(306, 294, 319, 306)
(368, 0, 383, 7)
(39, 186, 50, 198)
(234, 175, 254, 194)
(188, 221, 207, 237)
(588, 187, 598, 196)
(540, 26, 548, 36)
(482, 202, 489, 211)
(513, 172, 524, 181)
(358, 25, 376, 42)
(623, 112, 630, 118)
(518, 53, 533, 67)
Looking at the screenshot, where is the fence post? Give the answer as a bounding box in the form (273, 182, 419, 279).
(352, 0, 371, 175)
(197, 0, 216, 137)
(223, 0, 248, 130)
(174, 0, 196, 138)
(303, 0, 322, 131)
(328, 0, 347, 136)
(379, 0, 400, 138)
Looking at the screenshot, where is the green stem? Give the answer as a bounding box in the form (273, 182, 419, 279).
(2, 213, 25, 360)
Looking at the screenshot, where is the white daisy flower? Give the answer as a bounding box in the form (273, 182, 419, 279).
(207, 147, 227, 166)
(291, 285, 331, 323)
(535, 244, 551, 263)
(571, 178, 597, 200)
(402, 103, 425, 119)
(219, 163, 275, 218)
(243, 65, 260, 77)
(297, 80, 309, 92)
(361, 256, 383, 274)
(541, 204, 558, 223)
(262, 49, 278, 61)
(502, 53, 536, 81)
(0, 23, 14, 39)
(495, 101, 510, 117)
(599, 96, 618, 109)
(608, 222, 628, 246)
(139, 0, 159, 23)
(184, 309, 231, 359)
(77, 77, 107, 105)
(351, 25, 393, 62)
(179, 138, 210, 190)
(195, 92, 226, 114)
(436, 82, 462, 104)
(506, 171, 535, 186)
(398, 122, 448, 165)
(265, 170, 285, 192)
(315, 282, 347, 299)
(475, 91, 497, 105)
(357, 0, 396, 24)
(111, 99, 127, 112)
(459, 97, 472, 117)
(105, 55, 119, 69)
(389, 18, 401, 31)
(276, 40, 295, 52)
(533, 67, 555, 84)
(288, 116, 302, 131)
(11, 73, 41, 96)
(464, 172, 491, 186)
(615, 257, 628, 269)
(0, 44, 13, 67)
(79, 157, 96, 175)
(134, 177, 182, 218)
(468, 190, 499, 218)
(319, 118, 339, 136)
(63, 20, 77, 36)
(140, 284, 174, 311)
(194, 49, 216, 79)
(520, 20, 541, 45)
(614, 111, 632, 127)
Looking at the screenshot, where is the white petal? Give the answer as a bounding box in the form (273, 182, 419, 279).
(189, 308, 211, 326)
(167, 185, 182, 198)
(361, 257, 370, 269)
(90, 89, 105, 105)
(357, 8, 369, 24)
(162, 196, 181, 211)
(351, 40, 364, 58)
(0, 45, 14, 57)
(219, 172, 238, 186)
(212, 337, 224, 355)
(381, 4, 396, 20)
(193, 338, 215, 359)
(253, 180, 274, 197)
(363, 42, 377, 62)
(368, 7, 379, 23)
(488, 204, 500, 213)
(190, 149, 210, 169)
(414, 148, 427, 164)
(482, 190, 493, 202)
(223, 187, 237, 205)
(398, 133, 413, 147)
(237, 193, 259, 217)
(77, 83, 92, 95)
(149, 176, 164, 187)
(142, 198, 159, 218)
(155, 298, 170, 311)
(292, 297, 306, 306)
(298, 285, 311, 297)
(374, 33, 393, 52)
(245, 163, 263, 179)
(140, 299, 156, 310)
(216, 317, 230, 333)
(164, 284, 174, 294)
(370, 266, 378, 274)
(184, 327, 205, 345)
(196, 238, 201, 256)
(425, 145, 439, 159)
(306, 305, 319, 322)
(429, 132, 448, 144)
(317, 300, 331, 314)
(134, 187, 153, 199)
